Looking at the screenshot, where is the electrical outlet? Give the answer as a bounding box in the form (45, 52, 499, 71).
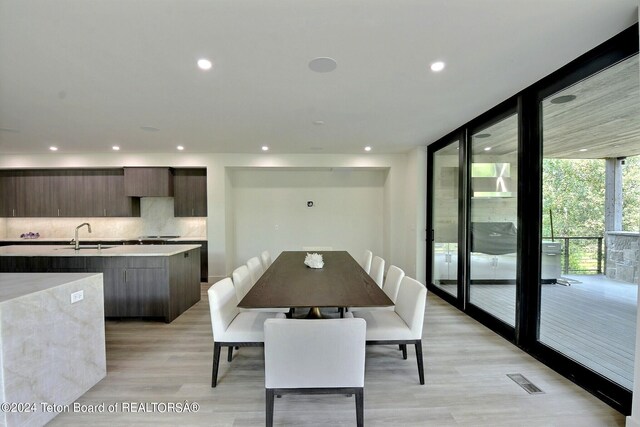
(70, 290, 84, 304)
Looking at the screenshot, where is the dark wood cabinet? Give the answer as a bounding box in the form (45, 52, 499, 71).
(0, 171, 19, 217)
(0, 248, 200, 322)
(0, 169, 140, 217)
(124, 167, 174, 197)
(174, 240, 208, 281)
(173, 168, 207, 217)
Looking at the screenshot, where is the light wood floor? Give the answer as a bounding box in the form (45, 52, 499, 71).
(50, 284, 626, 426)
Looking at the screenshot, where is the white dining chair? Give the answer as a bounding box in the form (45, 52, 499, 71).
(260, 250, 272, 270)
(370, 255, 385, 288)
(353, 276, 427, 384)
(349, 265, 404, 312)
(382, 265, 405, 303)
(208, 277, 279, 387)
(246, 256, 265, 285)
(361, 250, 373, 274)
(231, 265, 253, 302)
(264, 318, 366, 427)
(232, 264, 289, 314)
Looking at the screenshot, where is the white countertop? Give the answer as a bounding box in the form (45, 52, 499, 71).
(0, 237, 206, 242)
(0, 272, 103, 303)
(0, 244, 201, 257)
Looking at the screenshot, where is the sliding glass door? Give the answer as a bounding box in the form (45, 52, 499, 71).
(468, 112, 519, 327)
(539, 54, 639, 391)
(431, 140, 461, 299)
(426, 23, 637, 415)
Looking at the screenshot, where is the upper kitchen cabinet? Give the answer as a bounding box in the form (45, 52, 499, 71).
(0, 171, 17, 217)
(124, 167, 174, 197)
(78, 169, 140, 217)
(0, 170, 55, 217)
(0, 169, 140, 217)
(173, 168, 207, 217)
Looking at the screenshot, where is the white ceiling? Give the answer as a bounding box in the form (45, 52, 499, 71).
(0, 0, 637, 155)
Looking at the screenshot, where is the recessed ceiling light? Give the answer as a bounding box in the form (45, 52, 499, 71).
(141, 126, 159, 132)
(579, 148, 588, 152)
(364, 146, 372, 152)
(313, 120, 325, 125)
(484, 147, 492, 151)
(309, 57, 337, 73)
(49, 146, 58, 151)
(176, 145, 184, 151)
(430, 61, 445, 72)
(262, 146, 269, 151)
(197, 58, 213, 71)
(112, 145, 120, 151)
(475, 133, 491, 139)
(550, 94, 576, 104)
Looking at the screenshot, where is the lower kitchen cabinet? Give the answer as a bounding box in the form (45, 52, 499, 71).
(0, 248, 200, 322)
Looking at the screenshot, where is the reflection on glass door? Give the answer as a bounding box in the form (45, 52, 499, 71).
(468, 113, 518, 326)
(539, 54, 639, 390)
(432, 140, 460, 297)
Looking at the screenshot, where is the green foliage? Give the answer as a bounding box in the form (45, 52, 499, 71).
(542, 158, 605, 238)
(542, 156, 640, 274)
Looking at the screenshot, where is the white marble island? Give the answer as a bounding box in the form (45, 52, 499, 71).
(0, 273, 106, 427)
(0, 245, 201, 323)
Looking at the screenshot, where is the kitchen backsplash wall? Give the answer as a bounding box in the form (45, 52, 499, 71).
(2, 197, 206, 239)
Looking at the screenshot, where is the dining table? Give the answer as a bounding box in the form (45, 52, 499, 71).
(238, 250, 393, 318)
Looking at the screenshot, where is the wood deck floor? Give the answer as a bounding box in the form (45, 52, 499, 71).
(48, 283, 626, 426)
(445, 274, 637, 390)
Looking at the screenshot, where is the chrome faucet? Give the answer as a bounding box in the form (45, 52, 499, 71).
(73, 223, 92, 250)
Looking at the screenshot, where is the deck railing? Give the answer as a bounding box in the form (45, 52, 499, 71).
(544, 236, 603, 275)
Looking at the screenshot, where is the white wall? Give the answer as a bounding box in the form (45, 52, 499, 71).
(406, 147, 427, 284)
(0, 151, 426, 282)
(230, 168, 385, 267)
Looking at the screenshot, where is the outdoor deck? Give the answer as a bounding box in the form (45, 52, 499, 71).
(443, 275, 637, 390)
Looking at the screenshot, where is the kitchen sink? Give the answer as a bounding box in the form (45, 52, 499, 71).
(55, 245, 118, 250)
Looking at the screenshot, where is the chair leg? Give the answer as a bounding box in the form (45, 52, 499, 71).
(355, 388, 364, 427)
(401, 344, 407, 360)
(212, 342, 221, 387)
(415, 340, 425, 385)
(227, 346, 233, 362)
(266, 389, 275, 427)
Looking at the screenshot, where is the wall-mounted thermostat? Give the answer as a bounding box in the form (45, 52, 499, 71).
(307, 201, 314, 207)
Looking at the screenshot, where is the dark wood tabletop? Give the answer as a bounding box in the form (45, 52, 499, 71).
(237, 251, 393, 309)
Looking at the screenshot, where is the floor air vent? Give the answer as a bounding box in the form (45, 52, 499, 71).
(507, 374, 545, 394)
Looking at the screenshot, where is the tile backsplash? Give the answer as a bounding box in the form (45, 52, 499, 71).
(2, 197, 206, 239)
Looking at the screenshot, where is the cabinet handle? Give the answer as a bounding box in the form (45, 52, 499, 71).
(104, 208, 106, 216)
(124, 270, 127, 282)
(12, 208, 15, 217)
(191, 208, 194, 216)
(57, 208, 60, 217)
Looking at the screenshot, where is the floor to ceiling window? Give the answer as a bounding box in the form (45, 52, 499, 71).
(539, 53, 639, 391)
(426, 24, 638, 414)
(468, 113, 518, 327)
(432, 140, 460, 298)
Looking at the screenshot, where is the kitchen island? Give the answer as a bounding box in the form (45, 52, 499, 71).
(0, 245, 201, 322)
(0, 272, 106, 426)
